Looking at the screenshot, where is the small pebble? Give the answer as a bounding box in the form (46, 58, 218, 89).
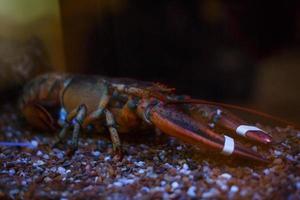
(180, 163, 190, 175)
(296, 182, 300, 190)
(33, 160, 45, 167)
(56, 152, 64, 159)
(36, 150, 43, 156)
(182, 163, 189, 170)
(176, 146, 183, 150)
(9, 169, 15, 176)
(274, 150, 282, 156)
(202, 188, 220, 198)
(286, 154, 295, 161)
(230, 185, 239, 193)
(91, 151, 101, 157)
(104, 156, 111, 161)
(61, 191, 69, 197)
(252, 172, 260, 179)
(30, 140, 38, 148)
(43, 154, 50, 159)
(141, 186, 150, 193)
(158, 151, 166, 160)
(9, 189, 19, 197)
(171, 182, 179, 190)
(113, 178, 135, 187)
(187, 186, 196, 197)
(57, 167, 66, 175)
(50, 166, 57, 172)
(208, 123, 215, 128)
(216, 180, 228, 191)
(134, 161, 145, 167)
(263, 169, 271, 175)
(240, 189, 249, 196)
(219, 173, 232, 180)
(44, 177, 52, 183)
(160, 181, 166, 186)
(253, 192, 261, 199)
(21, 180, 27, 186)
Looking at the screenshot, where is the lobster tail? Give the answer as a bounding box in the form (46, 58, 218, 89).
(21, 102, 58, 131)
(20, 73, 69, 131)
(141, 102, 267, 163)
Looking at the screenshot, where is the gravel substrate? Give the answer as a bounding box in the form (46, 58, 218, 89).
(0, 104, 299, 200)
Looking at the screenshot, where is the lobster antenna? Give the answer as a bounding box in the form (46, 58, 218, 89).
(168, 98, 298, 128)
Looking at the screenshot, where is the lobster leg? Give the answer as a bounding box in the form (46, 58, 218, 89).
(105, 109, 122, 157)
(79, 89, 123, 156)
(54, 105, 87, 152)
(138, 101, 267, 162)
(54, 109, 77, 146)
(70, 105, 87, 151)
(186, 104, 272, 144)
(55, 123, 69, 145)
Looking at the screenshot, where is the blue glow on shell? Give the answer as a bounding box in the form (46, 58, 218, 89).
(58, 108, 67, 126)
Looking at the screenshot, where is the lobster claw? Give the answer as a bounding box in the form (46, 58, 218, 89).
(21, 103, 58, 131)
(139, 101, 268, 163)
(186, 104, 272, 144)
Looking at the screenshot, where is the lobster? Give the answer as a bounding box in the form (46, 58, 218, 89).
(19, 73, 273, 162)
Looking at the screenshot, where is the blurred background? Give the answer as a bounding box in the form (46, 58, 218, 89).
(0, 0, 299, 124)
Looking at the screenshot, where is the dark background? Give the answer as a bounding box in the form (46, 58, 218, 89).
(59, 0, 300, 123)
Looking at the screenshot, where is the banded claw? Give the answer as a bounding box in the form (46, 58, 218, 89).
(187, 104, 272, 145)
(138, 101, 270, 163)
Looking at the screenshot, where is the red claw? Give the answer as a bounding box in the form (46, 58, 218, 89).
(235, 125, 272, 144)
(142, 103, 268, 163)
(246, 130, 272, 144)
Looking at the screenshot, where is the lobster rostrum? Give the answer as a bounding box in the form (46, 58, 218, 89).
(20, 73, 272, 162)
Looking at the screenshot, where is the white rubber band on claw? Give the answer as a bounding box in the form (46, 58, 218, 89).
(222, 135, 235, 156)
(236, 125, 265, 137)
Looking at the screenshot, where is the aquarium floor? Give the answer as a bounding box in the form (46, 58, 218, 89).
(0, 104, 299, 200)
